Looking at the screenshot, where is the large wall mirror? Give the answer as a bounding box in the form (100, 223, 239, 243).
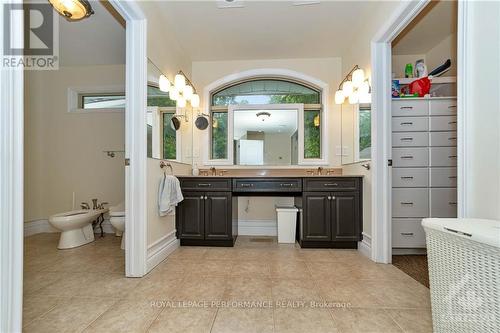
(341, 103, 372, 165)
(147, 59, 193, 164)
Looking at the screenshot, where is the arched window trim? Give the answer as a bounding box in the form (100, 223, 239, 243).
(202, 69, 329, 167)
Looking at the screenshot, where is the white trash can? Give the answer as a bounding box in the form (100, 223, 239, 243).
(422, 218, 500, 333)
(276, 206, 298, 244)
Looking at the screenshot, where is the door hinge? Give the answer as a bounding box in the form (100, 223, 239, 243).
(125, 158, 130, 166)
(388, 159, 393, 166)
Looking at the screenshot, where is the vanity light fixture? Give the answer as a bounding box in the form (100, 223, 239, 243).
(151, 61, 199, 108)
(191, 94, 200, 108)
(159, 75, 170, 93)
(48, 0, 94, 21)
(174, 73, 186, 91)
(335, 65, 371, 105)
(177, 96, 187, 108)
(256, 111, 271, 121)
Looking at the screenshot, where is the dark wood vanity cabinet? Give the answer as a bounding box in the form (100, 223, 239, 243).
(176, 179, 237, 246)
(299, 178, 362, 248)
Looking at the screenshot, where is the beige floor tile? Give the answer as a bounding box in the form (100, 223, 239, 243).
(306, 262, 353, 280)
(234, 248, 274, 261)
(84, 299, 161, 333)
(364, 279, 431, 308)
(274, 307, 339, 333)
(230, 260, 271, 277)
(330, 308, 403, 333)
(204, 247, 238, 260)
(168, 247, 209, 260)
(174, 276, 227, 302)
(270, 260, 311, 279)
(23, 297, 116, 333)
(298, 249, 336, 262)
(211, 308, 274, 333)
(149, 258, 190, 277)
(148, 307, 217, 333)
(224, 277, 272, 301)
(127, 277, 185, 301)
(316, 279, 382, 308)
(87, 273, 141, 298)
(271, 278, 323, 302)
(185, 259, 235, 277)
(22, 295, 62, 326)
(23, 271, 63, 295)
(386, 308, 434, 333)
(35, 272, 98, 297)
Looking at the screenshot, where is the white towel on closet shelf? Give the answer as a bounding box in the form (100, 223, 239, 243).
(158, 174, 183, 216)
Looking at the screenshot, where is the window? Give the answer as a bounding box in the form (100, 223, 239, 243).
(208, 78, 324, 164)
(79, 93, 125, 109)
(358, 105, 371, 160)
(147, 85, 176, 107)
(68, 85, 125, 112)
(162, 112, 176, 159)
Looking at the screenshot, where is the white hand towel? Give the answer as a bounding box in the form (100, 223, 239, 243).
(158, 174, 184, 216)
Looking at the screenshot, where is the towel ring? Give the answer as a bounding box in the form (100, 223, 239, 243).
(160, 161, 174, 175)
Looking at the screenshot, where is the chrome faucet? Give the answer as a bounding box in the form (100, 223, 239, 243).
(317, 167, 324, 176)
(80, 202, 90, 210)
(97, 202, 109, 210)
(210, 167, 216, 176)
(92, 198, 98, 210)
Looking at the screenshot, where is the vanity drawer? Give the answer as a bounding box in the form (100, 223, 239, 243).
(430, 188, 457, 218)
(392, 117, 428, 132)
(180, 178, 231, 191)
(303, 178, 359, 191)
(392, 188, 429, 217)
(430, 167, 457, 187)
(392, 219, 426, 248)
(430, 99, 457, 116)
(392, 100, 428, 116)
(429, 147, 457, 167)
(392, 132, 428, 147)
(233, 178, 302, 192)
(392, 148, 429, 167)
(392, 168, 428, 188)
(430, 116, 457, 131)
(429, 131, 457, 147)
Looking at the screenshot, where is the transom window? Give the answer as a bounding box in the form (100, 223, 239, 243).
(208, 77, 325, 165)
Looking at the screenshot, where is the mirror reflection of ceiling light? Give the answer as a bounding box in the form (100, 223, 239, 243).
(256, 111, 271, 121)
(48, 0, 94, 21)
(335, 65, 371, 105)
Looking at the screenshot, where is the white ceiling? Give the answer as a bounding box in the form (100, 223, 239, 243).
(392, 0, 457, 55)
(234, 109, 297, 138)
(59, 0, 125, 66)
(155, 0, 387, 61)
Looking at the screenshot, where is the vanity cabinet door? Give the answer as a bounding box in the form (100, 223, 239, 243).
(177, 192, 205, 239)
(303, 192, 331, 241)
(331, 192, 361, 242)
(204, 192, 232, 240)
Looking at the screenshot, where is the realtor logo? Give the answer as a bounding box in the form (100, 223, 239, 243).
(2, 2, 59, 69)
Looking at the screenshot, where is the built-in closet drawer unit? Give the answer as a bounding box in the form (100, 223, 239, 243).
(430, 147, 457, 167)
(392, 188, 429, 217)
(180, 178, 231, 191)
(303, 178, 358, 191)
(392, 148, 429, 167)
(392, 117, 429, 132)
(430, 168, 457, 187)
(392, 168, 429, 188)
(429, 132, 457, 147)
(430, 116, 457, 131)
(392, 219, 426, 248)
(233, 178, 302, 192)
(392, 99, 428, 116)
(430, 188, 457, 217)
(429, 99, 458, 116)
(392, 132, 428, 147)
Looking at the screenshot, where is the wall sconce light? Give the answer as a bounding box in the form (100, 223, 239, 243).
(335, 65, 371, 105)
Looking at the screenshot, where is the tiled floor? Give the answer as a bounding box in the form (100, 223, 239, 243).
(23, 234, 433, 332)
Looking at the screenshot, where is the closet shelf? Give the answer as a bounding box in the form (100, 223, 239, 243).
(394, 76, 457, 85)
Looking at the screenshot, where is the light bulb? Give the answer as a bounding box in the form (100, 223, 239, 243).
(359, 80, 370, 95)
(359, 92, 372, 104)
(183, 85, 193, 100)
(190, 94, 200, 108)
(158, 75, 170, 93)
(174, 73, 186, 91)
(177, 96, 186, 108)
(334, 90, 345, 104)
(342, 81, 353, 97)
(169, 87, 179, 101)
(348, 92, 359, 104)
(352, 68, 365, 88)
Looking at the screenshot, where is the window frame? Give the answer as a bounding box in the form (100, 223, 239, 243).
(67, 85, 125, 113)
(146, 106, 183, 162)
(354, 103, 372, 162)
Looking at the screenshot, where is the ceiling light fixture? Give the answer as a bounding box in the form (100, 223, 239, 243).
(335, 65, 371, 105)
(256, 111, 271, 121)
(48, 0, 94, 21)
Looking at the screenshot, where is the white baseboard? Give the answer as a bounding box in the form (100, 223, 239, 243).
(146, 230, 179, 272)
(358, 232, 372, 259)
(238, 219, 277, 236)
(24, 219, 116, 237)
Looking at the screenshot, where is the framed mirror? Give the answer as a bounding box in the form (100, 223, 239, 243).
(341, 103, 371, 165)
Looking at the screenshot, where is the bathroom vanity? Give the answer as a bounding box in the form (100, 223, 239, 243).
(175, 176, 363, 249)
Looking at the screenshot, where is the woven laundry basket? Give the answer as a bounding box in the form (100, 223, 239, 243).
(422, 218, 500, 333)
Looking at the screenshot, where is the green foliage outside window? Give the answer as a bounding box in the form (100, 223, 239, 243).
(147, 85, 176, 107)
(304, 110, 321, 159)
(358, 109, 371, 159)
(162, 113, 176, 160)
(211, 112, 228, 159)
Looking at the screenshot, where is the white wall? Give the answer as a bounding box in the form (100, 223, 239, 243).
(191, 57, 342, 227)
(24, 65, 126, 222)
(392, 54, 426, 78)
(462, 1, 500, 221)
(426, 33, 457, 76)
